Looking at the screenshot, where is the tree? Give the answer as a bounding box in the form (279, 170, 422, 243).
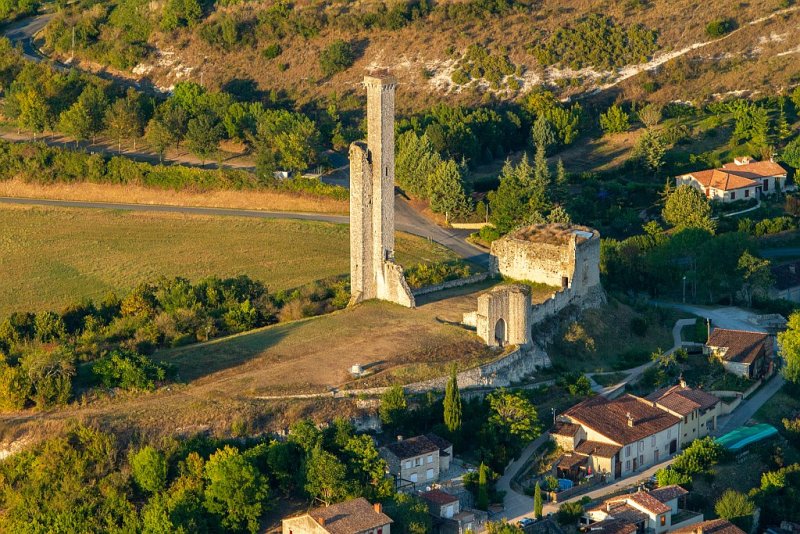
(59, 100, 92, 146)
(76, 84, 109, 143)
(635, 129, 666, 173)
(638, 103, 662, 128)
(557, 501, 584, 525)
(655, 466, 692, 487)
(185, 113, 222, 165)
(488, 389, 541, 442)
(715, 489, 755, 524)
(396, 131, 441, 198)
(383, 492, 432, 534)
(443, 366, 462, 433)
(145, 118, 175, 163)
(319, 40, 355, 76)
(486, 521, 523, 533)
(130, 445, 167, 494)
(304, 444, 348, 506)
(105, 89, 144, 153)
(204, 445, 268, 534)
(0, 364, 30, 410)
(781, 136, 800, 170)
(288, 419, 322, 452)
(662, 185, 716, 233)
(343, 434, 392, 499)
(778, 311, 800, 384)
(19, 347, 74, 408)
(162, 0, 203, 30)
(599, 104, 629, 134)
(534, 481, 543, 519)
(379, 385, 407, 427)
(17, 88, 48, 139)
(477, 462, 490, 510)
(428, 159, 468, 220)
(531, 115, 555, 150)
(489, 157, 533, 233)
(530, 144, 552, 216)
(737, 251, 772, 307)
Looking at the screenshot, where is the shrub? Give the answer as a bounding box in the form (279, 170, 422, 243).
(451, 69, 470, 85)
(319, 40, 355, 76)
(262, 43, 282, 59)
(600, 104, 630, 134)
(706, 18, 735, 38)
(630, 316, 649, 336)
(404, 261, 473, 289)
(91, 349, 170, 391)
(130, 446, 168, 494)
(556, 501, 584, 525)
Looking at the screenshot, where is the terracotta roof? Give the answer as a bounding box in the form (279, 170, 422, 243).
(706, 328, 769, 365)
(772, 261, 800, 290)
(552, 421, 581, 436)
(564, 394, 681, 445)
(424, 433, 452, 451)
(672, 519, 746, 534)
(721, 159, 787, 178)
(303, 498, 393, 534)
(575, 440, 622, 458)
(558, 453, 589, 470)
(603, 503, 648, 524)
(647, 384, 719, 416)
(683, 169, 757, 191)
(628, 491, 671, 515)
(586, 519, 638, 534)
(420, 489, 458, 505)
(648, 484, 688, 503)
(382, 435, 440, 459)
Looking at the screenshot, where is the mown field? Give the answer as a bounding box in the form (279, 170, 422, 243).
(0, 205, 459, 316)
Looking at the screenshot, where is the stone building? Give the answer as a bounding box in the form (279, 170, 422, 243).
(473, 284, 532, 347)
(349, 73, 414, 308)
(489, 223, 602, 300)
(379, 433, 452, 490)
(646, 380, 721, 446)
(704, 328, 773, 379)
(584, 485, 702, 534)
(281, 498, 393, 534)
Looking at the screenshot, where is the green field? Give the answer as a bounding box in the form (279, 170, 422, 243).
(0, 205, 459, 316)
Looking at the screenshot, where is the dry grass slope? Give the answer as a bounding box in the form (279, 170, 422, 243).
(0, 205, 459, 316)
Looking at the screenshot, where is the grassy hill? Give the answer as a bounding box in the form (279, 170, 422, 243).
(0, 205, 458, 316)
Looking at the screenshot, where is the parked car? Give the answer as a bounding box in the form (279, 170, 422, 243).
(517, 517, 535, 528)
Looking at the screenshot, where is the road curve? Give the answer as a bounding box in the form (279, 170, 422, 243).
(0, 196, 491, 267)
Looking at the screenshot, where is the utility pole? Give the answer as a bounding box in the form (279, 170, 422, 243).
(682, 275, 687, 303)
(70, 26, 75, 62)
(551, 407, 555, 425)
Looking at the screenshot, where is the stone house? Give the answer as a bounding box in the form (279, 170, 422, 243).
(380, 434, 452, 489)
(705, 328, 772, 379)
(282, 498, 393, 534)
(647, 380, 721, 446)
(554, 394, 682, 481)
(672, 519, 746, 534)
(676, 157, 787, 203)
(584, 485, 702, 534)
(419, 489, 477, 534)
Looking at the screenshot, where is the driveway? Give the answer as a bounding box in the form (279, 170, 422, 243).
(654, 302, 769, 333)
(715, 373, 785, 435)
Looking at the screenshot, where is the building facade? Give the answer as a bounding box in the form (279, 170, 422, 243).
(380, 434, 452, 489)
(647, 381, 721, 446)
(676, 157, 787, 203)
(705, 328, 772, 379)
(585, 486, 702, 534)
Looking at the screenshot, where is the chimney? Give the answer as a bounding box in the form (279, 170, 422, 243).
(374, 503, 383, 514)
(679, 374, 687, 388)
(734, 156, 751, 166)
(706, 318, 711, 342)
(694, 527, 704, 534)
(318, 517, 326, 526)
(627, 412, 634, 427)
(397, 435, 403, 442)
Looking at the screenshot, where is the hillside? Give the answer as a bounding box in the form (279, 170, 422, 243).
(40, 0, 800, 111)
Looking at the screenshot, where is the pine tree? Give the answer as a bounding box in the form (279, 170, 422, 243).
(443, 366, 462, 433)
(534, 481, 543, 519)
(552, 158, 568, 203)
(529, 144, 552, 217)
(477, 462, 489, 510)
(777, 97, 791, 141)
(531, 115, 556, 151)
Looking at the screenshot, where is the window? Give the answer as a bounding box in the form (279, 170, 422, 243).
(626, 460, 631, 470)
(640, 455, 644, 465)
(731, 192, 736, 200)
(638, 440, 644, 452)
(745, 189, 750, 198)
(427, 454, 433, 464)
(445, 504, 454, 518)
(410, 473, 417, 483)
(415, 457, 423, 467)
(405, 460, 411, 469)
(625, 446, 631, 457)
(426, 468, 434, 480)
(651, 436, 656, 447)
(660, 515, 666, 526)
(763, 178, 769, 192)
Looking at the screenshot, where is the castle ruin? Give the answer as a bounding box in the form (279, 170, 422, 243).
(349, 74, 415, 308)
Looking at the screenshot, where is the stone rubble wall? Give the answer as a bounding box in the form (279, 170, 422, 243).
(411, 272, 490, 297)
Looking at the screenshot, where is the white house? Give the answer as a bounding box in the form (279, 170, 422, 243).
(585, 485, 702, 534)
(647, 380, 721, 446)
(676, 157, 787, 203)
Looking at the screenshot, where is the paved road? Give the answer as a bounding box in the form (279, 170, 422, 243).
(715, 373, 785, 435)
(654, 302, 769, 332)
(0, 195, 491, 267)
(760, 248, 800, 259)
(496, 433, 550, 521)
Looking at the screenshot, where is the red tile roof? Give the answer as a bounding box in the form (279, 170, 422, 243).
(647, 384, 719, 416)
(420, 489, 458, 505)
(628, 491, 671, 515)
(552, 421, 581, 437)
(649, 484, 688, 503)
(706, 328, 769, 365)
(586, 519, 638, 534)
(382, 435, 441, 459)
(672, 519, 746, 534)
(684, 169, 757, 191)
(575, 440, 622, 458)
(302, 498, 393, 534)
(564, 394, 681, 445)
(721, 159, 787, 178)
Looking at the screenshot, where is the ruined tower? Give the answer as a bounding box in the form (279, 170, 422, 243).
(349, 74, 415, 308)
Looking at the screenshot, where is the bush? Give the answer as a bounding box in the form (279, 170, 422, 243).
(404, 261, 473, 289)
(630, 316, 649, 336)
(556, 501, 584, 525)
(319, 40, 355, 76)
(262, 43, 282, 59)
(91, 349, 171, 391)
(600, 104, 630, 134)
(706, 18, 735, 38)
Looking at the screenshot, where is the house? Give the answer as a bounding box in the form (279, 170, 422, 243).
(705, 328, 773, 379)
(584, 485, 702, 534)
(770, 261, 800, 303)
(676, 157, 787, 203)
(380, 434, 453, 489)
(671, 518, 746, 534)
(554, 394, 682, 481)
(419, 489, 477, 534)
(281, 498, 393, 534)
(647, 380, 721, 446)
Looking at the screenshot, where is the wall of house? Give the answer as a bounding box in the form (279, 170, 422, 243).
(617, 424, 681, 479)
(677, 405, 720, 446)
(722, 360, 752, 378)
(395, 451, 441, 485)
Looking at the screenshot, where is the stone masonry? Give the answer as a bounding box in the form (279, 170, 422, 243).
(349, 73, 414, 308)
(474, 284, 532, 348)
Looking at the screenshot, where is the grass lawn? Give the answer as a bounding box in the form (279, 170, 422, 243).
(0, 205, 459, 316)
(591, 372, 628, 387)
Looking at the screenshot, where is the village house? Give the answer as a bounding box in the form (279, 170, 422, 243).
(676, 157, 787, 203)
(671, 519, 746, 534)
(553, 394, 682, 481)
(705, 328, 773, 379)
(419, 489, 478, 534)
(584, 485, 702, 534)
(380, 434, 453, 489)
(647, 380, 721, 446)
(281, 498, 393, 534)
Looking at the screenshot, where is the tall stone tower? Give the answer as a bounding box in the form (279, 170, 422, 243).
(349, 73, 415, 308)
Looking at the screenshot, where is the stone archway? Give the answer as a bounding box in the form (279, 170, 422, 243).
(495, 318, 506, 346)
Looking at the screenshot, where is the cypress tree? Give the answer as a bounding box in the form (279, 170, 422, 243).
(443, 366, 462, 432)
(534, 481, 543, 519)
(477, 462, 489, 510)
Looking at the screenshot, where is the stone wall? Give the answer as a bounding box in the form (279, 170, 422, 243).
(475, 284, 532, 347)
(411, 272, 490, 297)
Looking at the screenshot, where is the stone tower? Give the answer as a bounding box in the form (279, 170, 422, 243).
(349, 73, 414, 308)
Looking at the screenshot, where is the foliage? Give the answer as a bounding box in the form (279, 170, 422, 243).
(706, 18, 735, 38)
(556, 501, 584, 525)
(383, 492, 432, 534)
(531, 14, 658, 70)
(488, 154, 553, 233)
(488, 388, 541, 441)
(599, 104, 630, 134)
(204, 445, 269, 533)
(662, 185, 716, 233)
(781, 136, 800, 170)
(131, 445, 168, 494)
(443, 366, 462, 433)
(655, 466, 693, 487)
(379, 385, 408, 427)
(319, 40, 355, 77)
(778, 312, 800, 384)
(533, 481, 543, 519)
(486, 520, 524, 533)
(452, 44, 515, 88)
(92, 349, 170, 391)
(671, 437, 724, 476)
(477, 462, 490, 510)
(429, 159, 470, 217)
(304, 444, 348, 506)
(634, 129, 667, 172)
(404, 261, 473, 289)
(714, 489, 755, 523)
